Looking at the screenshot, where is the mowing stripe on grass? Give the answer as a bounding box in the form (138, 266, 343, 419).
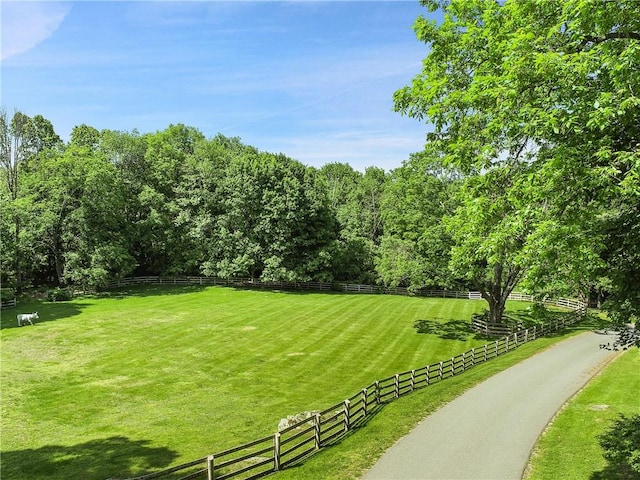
(0, 286, 537, 480)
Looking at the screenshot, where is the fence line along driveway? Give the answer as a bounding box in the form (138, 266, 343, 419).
(362, 331, 620, 480)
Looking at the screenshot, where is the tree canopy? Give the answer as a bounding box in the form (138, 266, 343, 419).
(393, 0, 639, 324)
(0, 115, 381, 289)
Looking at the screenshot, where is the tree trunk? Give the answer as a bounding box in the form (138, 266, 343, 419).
(478, 262, 522, 326)
(14, 215, 21, 292)
(54, 249, 65, 286)
(487, 295, 506, 324)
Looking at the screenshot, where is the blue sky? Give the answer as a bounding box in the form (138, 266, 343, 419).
(2, 1, 437, 171)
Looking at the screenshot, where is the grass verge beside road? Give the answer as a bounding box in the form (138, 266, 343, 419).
(271, 331, 591, 480)
(525, 346, 640, 480)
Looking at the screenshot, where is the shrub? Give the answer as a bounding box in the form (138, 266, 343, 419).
(598, 413, 640, 478)
(46, 287, 73, 302)
(1, 288, 16, 300)
(527, 302, 552, 321)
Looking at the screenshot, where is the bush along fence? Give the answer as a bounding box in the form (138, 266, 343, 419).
(107, 276, 587, 480)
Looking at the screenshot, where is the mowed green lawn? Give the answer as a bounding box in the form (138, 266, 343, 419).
(525, 347, 640, 480)
(1, 285, 531, 479)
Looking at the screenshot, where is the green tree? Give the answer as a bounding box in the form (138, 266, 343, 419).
(0, 109, 62, 289)
(377, 151, 460, 290)
(20, 145, 134, 288)
(350, 167, 388, 245)
(70, 124, 101, 150)
(447, 166, 534, 323)
(318, 163, 378, 283)
(173, 134, 256, 277)
(98, 128, 149, 274)
(133, 124, 204, 275)
(394, 0, 639, 321)
(206, 152, 336, 281)
(319, 162, 360, 214)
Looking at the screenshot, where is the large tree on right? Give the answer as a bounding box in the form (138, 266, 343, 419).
(395, 0, 639, 324)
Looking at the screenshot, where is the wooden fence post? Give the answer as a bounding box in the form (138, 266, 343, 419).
(410, 370, 416, 391)
(343, 399, 351, 432)
(207, 455, 215, 480)
(394, 374, 400, 398)
(375, 381, 381, 405)
(484, 344, 488, 362)
(495, 340, 499, 357)
(274, 432, 281, 471)
(361, 388, 368, 416)
(314, 412, 321, 450)
(439, 361, 443, 380)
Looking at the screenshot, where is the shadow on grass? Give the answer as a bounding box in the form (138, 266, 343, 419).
(413, 310, 599, 342)
(413, 319, 479, 341)
(504, 309, 567, 328)
(590, 463, 638, 480)
(95, 283, 209, 299)
(0, 436, 179, 480)
(100, 283, 362, 299)
(0, 301, 88, 330)
(577, 312, 617, 330)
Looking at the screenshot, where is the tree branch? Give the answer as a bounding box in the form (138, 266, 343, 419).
(581, 31, 640, 45)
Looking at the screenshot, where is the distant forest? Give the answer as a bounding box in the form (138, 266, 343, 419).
(0, 113, 452, 290)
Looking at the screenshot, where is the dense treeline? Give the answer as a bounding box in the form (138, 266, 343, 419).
(0, 115, 404, 289)
(2, 113, 461, 293)
(0, 97, 637, 326)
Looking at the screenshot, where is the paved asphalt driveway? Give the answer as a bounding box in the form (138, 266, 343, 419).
(363, 331, 620, 480)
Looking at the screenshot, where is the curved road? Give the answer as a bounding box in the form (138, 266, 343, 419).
(363, 331, 620, 480)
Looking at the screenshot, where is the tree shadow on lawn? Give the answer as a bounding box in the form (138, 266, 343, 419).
(0, 301, 88, 330)
(590, 462, 638, 480)
(96, 283, 209, 299)
(1, 436, 179, 480)
(414, 318, 481, 341)
(413, 311, 594, 342)
(508, 310, 610, 335)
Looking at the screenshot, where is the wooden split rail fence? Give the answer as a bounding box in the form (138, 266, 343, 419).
(1, 298, 17, 309)
(108, 277, 586, 480)
(105, 276, 498, 300)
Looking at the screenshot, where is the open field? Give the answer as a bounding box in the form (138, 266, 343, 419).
(525, 347, 640, 480)
(1, 285, 566, 479)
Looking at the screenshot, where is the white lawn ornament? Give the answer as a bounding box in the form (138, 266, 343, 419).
(17, 312, 38, 326)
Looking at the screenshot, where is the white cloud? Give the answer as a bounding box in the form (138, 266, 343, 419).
(255, 127, 427, 172)
(1, 2, 71, 61)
